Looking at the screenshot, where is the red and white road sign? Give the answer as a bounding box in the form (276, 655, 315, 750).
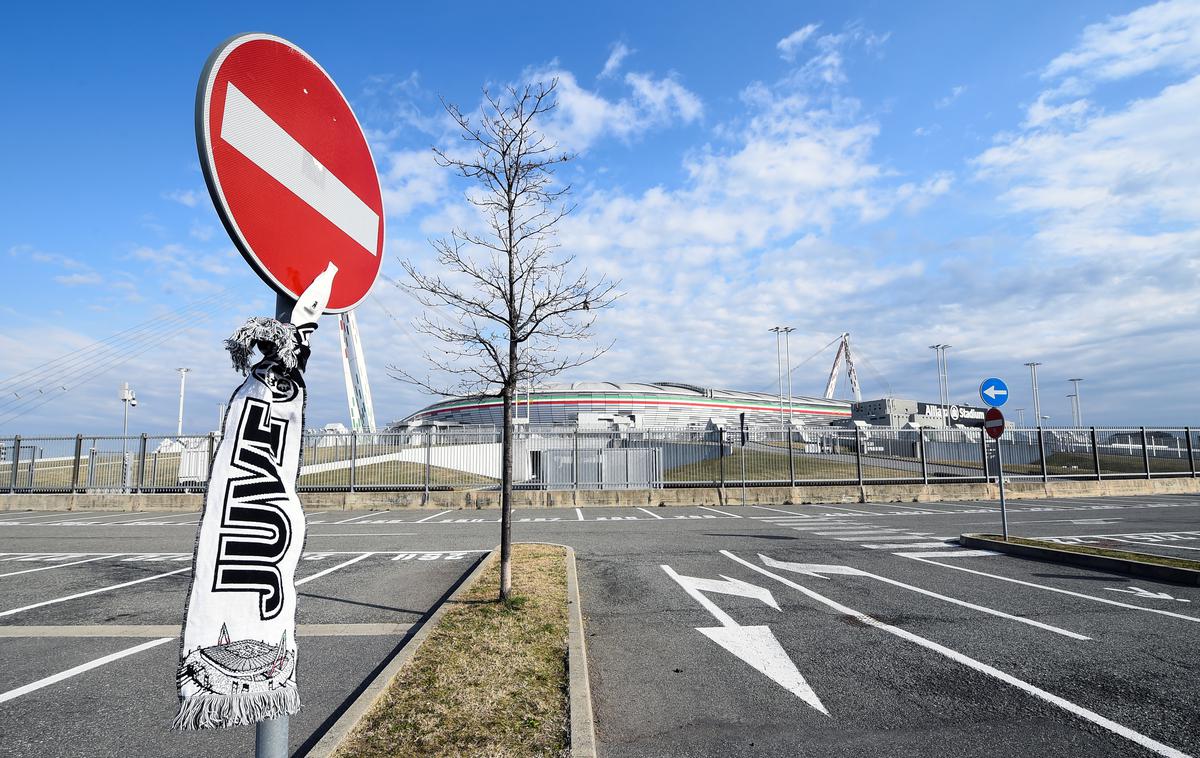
(197, 33, 384, 313)
(984, 407, 1005, 439)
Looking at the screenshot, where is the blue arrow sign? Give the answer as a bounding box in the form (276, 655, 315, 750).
(979, 377, 1009, 408)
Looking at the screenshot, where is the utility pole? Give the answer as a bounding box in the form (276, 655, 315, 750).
(1067, 378, 1084, 426)
(120, 383, 137, 491)
(1025, 362, 1043, 427)
(176, 368, 190, 436)
(1067, 394, 1078, 426)
(770, 327, 785, 433)
(929, 345, 951, 421)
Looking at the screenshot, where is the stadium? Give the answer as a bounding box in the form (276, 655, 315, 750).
(390, 381, 851, 429)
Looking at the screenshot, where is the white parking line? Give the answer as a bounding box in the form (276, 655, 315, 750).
(0, 567, 190, 619)
(0, 637, 175, 705)
(814, 530, 901, 537)
(863, 542, 954, 550)
(576, 508, 585, 521)
(841, 535, 934, 542)
(905, 556, 1200, 623)
(724, 551, 1188, 758)
(697, 506, 741, 518)
(899, 549, 999, 558)
(0, 512, 73, 523)
(414, 510, 452, 523)
(296, 552, 372, 585)
(635, 507, 666, 520)
(333, 512, 379, 525)
(0, 554, 122, 578)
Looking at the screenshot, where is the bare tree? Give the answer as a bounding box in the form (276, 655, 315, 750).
(392, 80, 617, 600)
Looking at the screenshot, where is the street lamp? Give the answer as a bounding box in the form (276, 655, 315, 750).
(176, 368, 191, 436)
(769, 327, 792, 434)
(929, 345, 951, 420)
(1067, 378, 1083, 426)
(1067, 394, 1078, 427)
(1025, 362, 1043, 427)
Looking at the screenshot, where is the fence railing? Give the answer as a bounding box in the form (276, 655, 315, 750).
(1, 426, 1196, 495)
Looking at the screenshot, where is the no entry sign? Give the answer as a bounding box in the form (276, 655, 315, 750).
(984, 407, 1005, 439)
(196, 33, 384, 312)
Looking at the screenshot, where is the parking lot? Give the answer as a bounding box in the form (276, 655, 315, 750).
(0, 493, 1198, 756)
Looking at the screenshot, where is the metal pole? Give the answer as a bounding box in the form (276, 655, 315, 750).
(349, 433, 357, 493)
(979, 428, 989, 481)
(739, 431, 746, 507)
(574, 429, 580, 489)
(997, 436, 1008, 541)
(423, 429, 432, 503)
(71, 435, 83, 493)
(176, 368, 190, 436)
(1187, 427, 1196, 478)
(1091, 427, 1101, 481)
(255, 715, 288, 758)
(1068, 378, 1083, 426)
(135, 434, 148, 494)
(122, 399, 130, 492)
(783, 327, 794, 425)
(917, 428, 928, 484)
(719, 430, 725, 488)
(854, 428, 864, 487)
(770, 327, 784, 434)
(1141, 426, 1151, 479)
(1037, 427, 1048, 482)
(787, 425, 795, 487)
(1026, 362, 1042, 425)
(9, 435, 21, 493)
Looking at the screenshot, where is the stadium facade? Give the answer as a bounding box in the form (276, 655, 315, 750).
(392, 381, 851, 429)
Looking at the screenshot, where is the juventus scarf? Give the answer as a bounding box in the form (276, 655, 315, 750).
(173, 316, 316, 730)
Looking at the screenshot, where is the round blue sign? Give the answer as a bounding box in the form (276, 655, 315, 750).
(979, 377, 1009, 408)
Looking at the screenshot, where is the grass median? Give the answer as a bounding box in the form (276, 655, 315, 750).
(334, 543, 570, 758)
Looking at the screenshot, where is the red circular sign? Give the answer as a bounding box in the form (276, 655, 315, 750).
(197, 34, 384, 313)
(984, 407, 1006, 439)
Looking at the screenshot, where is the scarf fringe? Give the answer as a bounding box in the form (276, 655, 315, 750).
(172, 686, 300, 731)
(224, 317, 300, 374)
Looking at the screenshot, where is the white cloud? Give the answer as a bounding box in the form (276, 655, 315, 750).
(54, 272, 102, 286)
(599, 42, 633, 79)
(784, 22, 890, 87)
(1044, 0, 1200, 85)
(165, 189, 201, 207)
(777, 24, 820, 62)
(935, 84, 966, 109)
(380, 148, 449, 218)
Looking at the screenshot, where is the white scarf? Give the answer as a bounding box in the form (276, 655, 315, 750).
(173, 318, 315, 730)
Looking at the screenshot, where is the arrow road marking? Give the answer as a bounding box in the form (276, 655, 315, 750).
(221, 82, 379, 255)
(722, 551, 1189, 758)
(1104, 586, 1190, 603)
(661, 565, 828, 715)
(758, 556, 1089, 640)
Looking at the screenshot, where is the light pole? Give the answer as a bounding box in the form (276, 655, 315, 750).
(929, 345, 951, 420)
(176, 368, 190, 436)
(1067, 378, 1083, 426)
(1015, 408, 1026, 427)
(1067, 394, 1078, 426)
(769, 327, 785, 433)
(782, 327, 795, 428)
(1025, 362, 1043, 427)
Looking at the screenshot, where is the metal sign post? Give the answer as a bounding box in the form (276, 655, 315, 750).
(739, 412, 748, 507)
(984, 407, 1007, 540)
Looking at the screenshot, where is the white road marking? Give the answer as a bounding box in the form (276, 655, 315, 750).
(758, 555, 1090, 640)
(841, 535, 936, 542)
(295, 552, 372, 585)
(905, 556, 1200, 622)
(0, 567, 190, 619)
(333, 512, 379, 525)
(661, 565, 828, 715)
(0, 637, 175, 705)
(814, 530, 901, 537)
(636, 507, 666, 520)
(697, 506, 741, 518)
(576, 508, 585, 521)
(788, 525, 858, 531)
(221, 82, 379, 254)
(309, 532, 416, 537)
(414, 510, 452, 523)
(898, 549, 998, 558)
(0, 553, 121, 578)
(1107, 538, 1200, 552)
(723, 551, 1189, 758)
(1103, 587, 1190, 603)
(0, 512, 78, 523)
(863, 542, 954, 550)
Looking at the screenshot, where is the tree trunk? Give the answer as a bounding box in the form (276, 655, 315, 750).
(499, 369, 515, 601)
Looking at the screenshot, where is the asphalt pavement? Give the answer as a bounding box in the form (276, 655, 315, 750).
(0, 493, 1198, 756)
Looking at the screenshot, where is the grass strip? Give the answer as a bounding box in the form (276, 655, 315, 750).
(334, 543, 569, 758)
(976, 534, 1200, 571)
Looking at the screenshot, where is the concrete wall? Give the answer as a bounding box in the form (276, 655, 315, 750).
(3, 475, 1198, 513)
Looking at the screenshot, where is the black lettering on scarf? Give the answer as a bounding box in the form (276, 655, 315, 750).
(212, 397, 292, 620)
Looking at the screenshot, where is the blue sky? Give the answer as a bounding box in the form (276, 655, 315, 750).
(3, 0, 1198, 435)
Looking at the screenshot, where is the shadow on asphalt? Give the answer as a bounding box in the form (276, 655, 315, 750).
(702, 533, 798, 540)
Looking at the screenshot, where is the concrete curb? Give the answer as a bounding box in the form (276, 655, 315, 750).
(565, 545, 597, 758)
(304, 549, 494, 758)
(960, 533, 1200, 586)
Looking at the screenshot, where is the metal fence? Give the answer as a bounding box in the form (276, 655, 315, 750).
(2, 426, 1197, 494)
